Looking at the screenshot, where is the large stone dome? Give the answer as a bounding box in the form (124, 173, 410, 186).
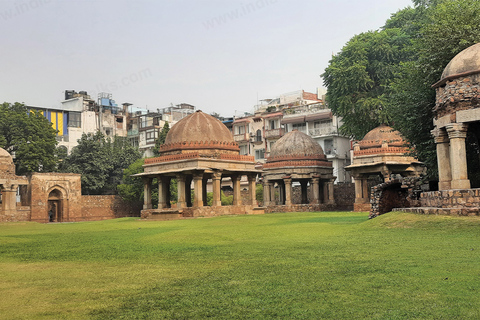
(360, 125, 406, 148)
(441, 43, 480, 81)
(159, 110, 239, 155)
(268, 130, 325, 161)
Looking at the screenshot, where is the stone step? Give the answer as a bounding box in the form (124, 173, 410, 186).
(393, 207, 480, 216)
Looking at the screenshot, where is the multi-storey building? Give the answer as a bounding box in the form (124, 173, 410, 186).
(232, 90, 352, 183)
(28, 90, 128, 154)
(127, 103, 196, 157)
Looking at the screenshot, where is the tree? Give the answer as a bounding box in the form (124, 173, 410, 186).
(117, 158, 145, 202)
(0, 102, 58, 175)
(322, 27, 415, 139)
(153, 122, 169, 156)
(60, 132, 141, 195)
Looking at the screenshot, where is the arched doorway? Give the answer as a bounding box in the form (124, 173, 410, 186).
(48, 189, 64, 222)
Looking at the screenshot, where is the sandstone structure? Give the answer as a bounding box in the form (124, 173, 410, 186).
(346, 125, 424, 212)
(398, 43, 480, 216)
(262, 130, 336, 212)
(0, 147, 140, 222)
(137, 110, 263, 219)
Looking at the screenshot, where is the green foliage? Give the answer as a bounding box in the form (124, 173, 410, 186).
(2, 212, 480, 319)
(221, 190, 233, 206)
(117, 158, 145, 202)
(322, 28, 415, 139)
(153, 122, 170, 156)
(0, 102, 58, 174)
(206, 192, 213, 206)
(256, 184, 263, 203)
(61, 132, 141, 195)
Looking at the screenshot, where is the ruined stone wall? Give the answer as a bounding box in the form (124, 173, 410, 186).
(264, 203, 336, 213)
(370, 178, 421, 218)
(81, 195, 141, 221)
(435, 74, 480, 118)
(334, 182, 355, 210)
(141, 205, 264, 220)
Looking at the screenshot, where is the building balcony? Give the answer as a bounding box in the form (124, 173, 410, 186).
(252, 136, 263, 144)
(309, 127, 338, 137)
(234, 133, 249, 142)
(127, 129, 139, 137)
(265, 128, 284, 139)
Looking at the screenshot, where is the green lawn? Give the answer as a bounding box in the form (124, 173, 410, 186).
(1, 211, 480, 319)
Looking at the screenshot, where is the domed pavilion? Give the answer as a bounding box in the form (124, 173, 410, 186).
(262, 130, 335, 209)
(346, 125, 424, 211)
(431, 42, 480, 190)
(138, 110, 262, 219)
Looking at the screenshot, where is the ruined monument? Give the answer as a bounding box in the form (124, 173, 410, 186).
(346, 125, 424, 212)
(262, 130, 336, 212)
(137, 110, 263, 219)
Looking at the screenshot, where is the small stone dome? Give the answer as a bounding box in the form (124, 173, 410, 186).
(441, 43, 480, 81)
(0, 147, 16, 178)
(268, 130, 325, 161)
(159, 110, 239, 154)
(360, 125, 406, 148)
(0, 147, 13, 165)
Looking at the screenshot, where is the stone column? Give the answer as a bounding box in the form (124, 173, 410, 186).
(300, 180, 308, 204)
(142, 177, 152, 210)
(284, 177, 292, 206)
(361, 178, 369, 203)
(232, 174, 242, 206)
(263, 181, 271, 206)
(327, 179, 335, 205)
(446, 123, 470, 189)
(176, 174, 186, 208)
(248, 175, 257, 206)
(193, 172, 204, 207)
(1, 184, 18, 213)
(432, 128, 451, 190)
(157, 176, 168, 209)
(311, 178, 320, 204)
(212, 171, 222, 207)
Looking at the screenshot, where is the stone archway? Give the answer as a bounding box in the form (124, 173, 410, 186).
(47, 188, 66, 222)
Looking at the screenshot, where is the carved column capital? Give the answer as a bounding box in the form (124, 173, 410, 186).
(446, 123, 468, 139)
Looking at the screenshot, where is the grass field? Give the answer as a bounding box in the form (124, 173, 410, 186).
(1, 211, 480, 319)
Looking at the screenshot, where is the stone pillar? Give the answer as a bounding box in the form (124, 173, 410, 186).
(327, 179, 335, 205)
(446, 123, 470, 189)
(432, 128, 451, 190)
(193, 173, 204, 207)
(202, 178, 208, 206)
(284, 177, 292, 206)
(212, 171, 222, 207)
(1, 184, 18, 213)
(157, 176, 169, 209)
(311, 178, 320, 204)
(279, 182, 285, 205)
(248, 175, 257, 206)
(142, 177, 152, 210)
(300, 180, 308, 204)
(361, 178, 369, 202)
(232, 174, 242, 206)
(176, 174, 186, 208)
(263, 181, 271, 206)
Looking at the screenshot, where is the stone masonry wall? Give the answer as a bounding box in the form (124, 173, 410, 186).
(80, 195, 142, 221)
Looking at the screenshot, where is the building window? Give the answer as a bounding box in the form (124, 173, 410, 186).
(269, 120, 276, 130)
(239, 145, 248, 155)
(255, 148, 265, 160)
(256, 129, 262, 142)
(324, 139, 334, 155)
(68, 112, 81, 128)
(292, 123, 306, 133)
(269, 141, 275, 151)
(145, 130, 157, 144)
(236, 125, 246, 135)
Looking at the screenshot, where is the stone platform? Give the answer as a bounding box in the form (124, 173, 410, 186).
(393, 188, 480, 216)
(141, 205, 264, 220)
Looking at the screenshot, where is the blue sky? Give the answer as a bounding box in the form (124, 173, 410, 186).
(0, 0, 413, 116)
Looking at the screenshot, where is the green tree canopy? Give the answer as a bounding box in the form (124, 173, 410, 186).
(0, 102, 58, 175)
(153, 122, 170, 156)
(60, 132, 141, 195)
(322, 27, 415, 139)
